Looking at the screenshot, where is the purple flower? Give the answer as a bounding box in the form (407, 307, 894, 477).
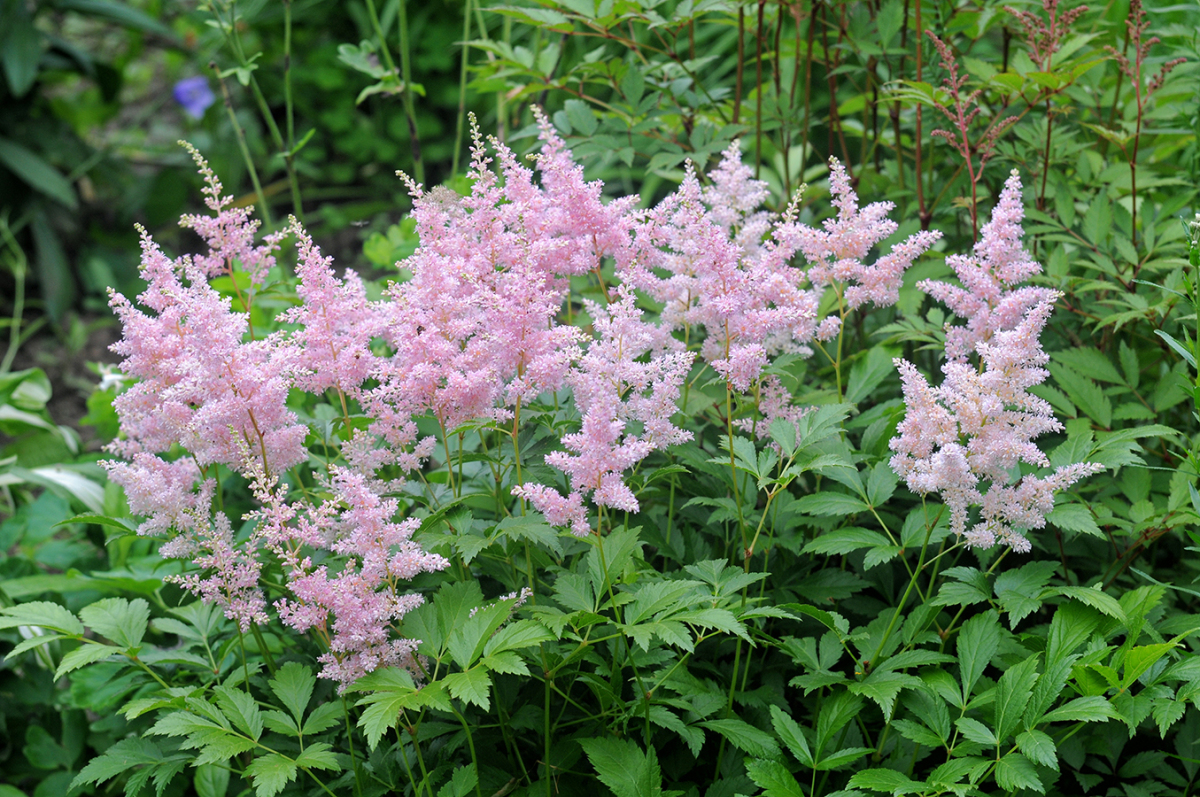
(173, 76, 215, 120)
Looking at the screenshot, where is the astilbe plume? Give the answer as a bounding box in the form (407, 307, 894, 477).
(890, 171, 1102, 552)
(623, 144, 939, 439)
(104, 147, 449, 673)
(514, 286, 694, 536)
(620, 150, 824, 393)
(366, 113, 634, 451)
(262, 467, 449, 687)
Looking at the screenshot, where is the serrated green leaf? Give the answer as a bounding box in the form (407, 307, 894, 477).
(68, 737, 164, 794)
(244, 754, 298, 797)
(803, 527, 891, 556)
(1055, 585, 1126, 624)
(295, 742, 340, 772)
(1050, 363, 1112, 427)
(957, 610, 1000, 704)
(794, 493, 870, 516)
(995, 753, 1043, 793)
(0, 601, 84, 636)
(437, 764, 479, 797)
(55, 642, 120, 678)
(79, 597, 150, 649)
(213, 685, 263, 741)
(1046, 503, 1103, 539)
(578, 737, 663, 797)
(701, 717, 781, 759)
(269, 662, 316, 725)
(769, 705, 813, 767)
(1015, 729, 1058, 770)
(995, 655, 1041, 742)
(745, 758, 805, 796)
(444, 668, 492, 710)
(847, 768, 923, 794)
(1040, 695, 1117, 723)
(955, 717, 997, 746)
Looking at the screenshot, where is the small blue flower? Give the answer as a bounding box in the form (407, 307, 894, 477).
(173, 76, 215, 120)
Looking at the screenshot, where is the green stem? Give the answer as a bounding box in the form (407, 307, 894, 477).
(342, 695, 364, 797)
(452, 0, 473, 176)
(451, 704, 485, 797)
(250, 623, 276, 675)
(213, 65, 273, 229)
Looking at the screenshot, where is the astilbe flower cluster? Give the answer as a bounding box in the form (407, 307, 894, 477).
(514, 287, 694, 536)
(103, 148, 448, 683)
(890, 171, 1102, 552)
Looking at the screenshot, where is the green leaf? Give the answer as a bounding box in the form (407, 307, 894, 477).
(194, 763, 230, 797)
(794, 493, 870, 516)
(0, 6, 42, 97)
(444, 668, 492, 710)
(1050, 348, 1123, 384)
(995, 655, 1041, 742)
(0, 138, 77, 209)
(803, 527, 891, 557)
(79, 597, 150, 649)
(1055, 585, 1127, 624)
(68, 737, 164, 793)
(745, 758, 805, 796)
(995, 753, 1043, 793)
(4, 632, 65, 659)
(496, 514, 563, 557)
(1050, 363, 1112, 427)
(621, 66, 645, 105)
(994, 562, 1058, 627)
(849, 671, 920, 721)
(269, 662, 316, 725)
(956, 610, 1000, 704)
(1122, 642, 1178, 689)
(57, 0, 176, 36)
(1015, 729, 1058, 770)
(587, 525, 643, 591)
(701, 717, 781, 759)
(847, 768, 923, 794)
(437, 764, 479, 797)
(213, 685, 263, 742)
(0, 601, 84, 635)
(769, 705, 814, 767)
(845, 347, 896, 405)
(564, 99, 599, 136)
(815, 692, 864, 756)
(578, 737, 663, 797)
(1046, 503, 1103, 539)
(1155, 330, 1197, 368)
(484, 619, 554, 656)
(955, 717, 997, 746)
(244, 754, 298, 797)
(302, 702, 344, 736)
(55, 642, 120, 678)
(294, 743, 340, 772)
(1040, 695, 1117, 723)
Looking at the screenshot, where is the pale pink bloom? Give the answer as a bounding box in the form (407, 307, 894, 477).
(517, 287, 693, 534)
(890, 173, 1102, 551)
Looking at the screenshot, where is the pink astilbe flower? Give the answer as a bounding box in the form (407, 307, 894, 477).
(517, 287, 693, 535)
(624, 147, 938, 394)
(177, 141, 282, 286)
(272, 467, 449, 687)
(780, 158, 942, 312)
(168, 512, 269, 632)
(890, 173, 1102, 552)
(919, 170, 1057, 361)
(280, 217, 380, 399)
(368, 115, 631, 446)
(622, 154, 824, 392)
